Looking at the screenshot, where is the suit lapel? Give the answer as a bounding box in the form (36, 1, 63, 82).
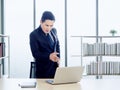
(38, 26, 53, 50)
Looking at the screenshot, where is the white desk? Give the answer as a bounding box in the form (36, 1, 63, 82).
(0, 78, 120, 90)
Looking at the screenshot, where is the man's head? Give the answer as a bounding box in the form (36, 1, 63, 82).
(41, 11, 55, 22)
(40, 11, 55, 34)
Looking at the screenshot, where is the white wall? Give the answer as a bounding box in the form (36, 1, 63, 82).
(99, 0, 120, 36)
(67, 0, 96, 66)
(4, 0, 33, 78)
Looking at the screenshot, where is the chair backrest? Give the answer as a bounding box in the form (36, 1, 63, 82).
(30, 61, 36, 78)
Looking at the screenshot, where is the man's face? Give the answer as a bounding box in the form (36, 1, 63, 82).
(41, 20, 54, 34)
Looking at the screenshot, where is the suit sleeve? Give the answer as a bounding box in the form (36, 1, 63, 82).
(29, 32, 50, 62)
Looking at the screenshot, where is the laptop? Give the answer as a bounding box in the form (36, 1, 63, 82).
(46, 66, 84, 85)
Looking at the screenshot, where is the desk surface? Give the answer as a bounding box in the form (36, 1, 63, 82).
(0, 78, 120, 90)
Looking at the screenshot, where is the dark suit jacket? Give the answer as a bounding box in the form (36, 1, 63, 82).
(29, 26, 60, 78)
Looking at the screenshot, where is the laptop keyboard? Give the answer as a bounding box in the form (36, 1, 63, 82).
(46, 80, 54, 84)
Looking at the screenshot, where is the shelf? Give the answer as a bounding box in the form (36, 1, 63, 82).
(83, 55, 120, 56)
(71, 36, 120, 78)
(0, 56, 9, 60)
(71, 35, 120, 38)
(71, 55, 81, 57)
(0, 34, 10, 78)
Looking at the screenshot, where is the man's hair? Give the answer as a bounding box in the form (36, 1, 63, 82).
(41, 11, 55, 22)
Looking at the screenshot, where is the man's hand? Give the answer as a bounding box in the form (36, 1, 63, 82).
(49, 52, 60, 62)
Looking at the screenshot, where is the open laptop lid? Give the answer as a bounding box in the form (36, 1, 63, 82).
(46, 66, 84, 85)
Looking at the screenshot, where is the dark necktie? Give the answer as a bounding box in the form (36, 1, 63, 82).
(47, 33, 54, 46)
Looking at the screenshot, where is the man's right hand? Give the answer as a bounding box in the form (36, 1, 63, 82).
(49, 52, 60, 62)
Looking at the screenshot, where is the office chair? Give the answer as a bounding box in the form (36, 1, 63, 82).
(30, 61, 36, 78)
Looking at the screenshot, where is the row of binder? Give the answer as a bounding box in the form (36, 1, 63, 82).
(0, 43, 5, 57)
(83, 43, 120, 56)
(86, 61, 120, 75)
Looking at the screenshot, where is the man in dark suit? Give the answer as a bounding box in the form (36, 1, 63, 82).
(29, 11, 60, 78)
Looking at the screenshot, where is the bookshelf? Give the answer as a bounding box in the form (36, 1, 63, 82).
(71, 36, 120, 78)
(0, 34, 10, 78)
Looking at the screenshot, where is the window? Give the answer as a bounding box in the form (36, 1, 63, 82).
(35, 0, 65, 66)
